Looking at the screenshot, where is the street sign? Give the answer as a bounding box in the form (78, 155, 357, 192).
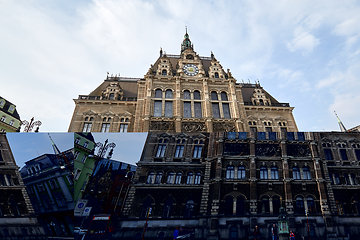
(82, 207, 92, 217)
(74, 199, 88, 216)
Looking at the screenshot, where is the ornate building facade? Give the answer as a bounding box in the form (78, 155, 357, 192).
(0, 134, 45, 239)
(68, 32, 297, 133)
(115, 131, 360, 240)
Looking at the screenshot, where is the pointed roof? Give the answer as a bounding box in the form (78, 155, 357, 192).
(48, 133, 61, 155)
(181, 27, 193, 52)
(334, 111, 347, 132)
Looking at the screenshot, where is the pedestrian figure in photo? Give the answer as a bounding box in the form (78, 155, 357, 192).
(253, 225, 260, 240)
(271, 223, 278, 240)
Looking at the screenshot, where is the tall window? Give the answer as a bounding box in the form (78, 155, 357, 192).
(193, 140, 203, 158)
(307, 196, 316, 214)
(194, 172, 201, 184)
(260, 196, 270, 214)
(295, 196, 305, 214)
(226, 166, 235, 179)
(153, 89, 173, 117)
(238, 166, 246, 179)
(162, 69, 167, 75)
(167, 172, 175, 184)
(293, 167, 301, 180)
(210, 91, 231, 119)
(155, 172, 163, 184)
(186, 172, 194, 184)
(154, 101, 162, 117)
(271, 166, 279, 179)
(164, 101, 173, 117)
(101, 117, 111, 132)
(156, 139, 168, 158)
(146, 172, 155, 184)
(303, 166, 311, 180)
(212, 103, 220, 118)
(260, 166, 268, 179)
(119, 117, 129, 132)
(175, 172, 182, 184)
(83, 117, 93, 132)
(183, 90, 202, 118)
(324, 149, 333, 160)
(174, 139, 185, 158)
(340, 149, 348, 160)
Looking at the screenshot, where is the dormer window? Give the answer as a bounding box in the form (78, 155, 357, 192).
(8, 105, 15, 114)
(186, 54, 194, 59)
(0, 99, 5, 108)
(214, 72, 219, 78)
(162, 69, 167, 76)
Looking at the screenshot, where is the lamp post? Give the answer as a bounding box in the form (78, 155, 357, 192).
(96, 139, 116, 158)
(278, 207, 289, 240)
(21, 117, 42, 132)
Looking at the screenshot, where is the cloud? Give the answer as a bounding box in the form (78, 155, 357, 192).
(287, 27, 320, 54)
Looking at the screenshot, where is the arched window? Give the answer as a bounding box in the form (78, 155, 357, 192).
(226, 166, 235, 179)
(214, 72, 219, 78)
(186, 172, 194, 184)
(156, 142, 166, 158)
(236, 196, 246, 216)
(271, 166, 279, 180)
(193, 90, 201, 100)
(259, 99, 264, 105)
(167, 172, 175, 184)
(162, 69, 167, 76)
(155, 89, 162, 98)
(155, 172, 163, 184)
(272, 196, 281, 215)
(109, 93, 115, 100)
(194, 172, 201, 184)
(175, 172, 182, 184)
(162, 197, 173, 218)
(224, 196, 234, 216)
(193, 140, 203, 158)
(307, 196, 316, 214)
(293, 167, 301, 180)
(146, 172, 155, 184)
(184, 200, 195, 218)
(238, 166, 246, 179)
(221, 92, 228, 101)
(303, 166, 311, 180)
(295, 196, 305, 214)
(260, 196, 270, 214)
(165, 89, 173, 99)
(211, 91, 218, 100)
(183, 90, 191, 99)
(260, 166, 268, 179)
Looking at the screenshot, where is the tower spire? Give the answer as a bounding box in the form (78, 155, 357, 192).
(48, 133, 61, 155)
(181, 27, 193, 52)
(334, 111, 347, 132)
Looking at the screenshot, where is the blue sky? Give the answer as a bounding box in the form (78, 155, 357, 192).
(7, 133, 74, 168)
(1, 0, 359, 131)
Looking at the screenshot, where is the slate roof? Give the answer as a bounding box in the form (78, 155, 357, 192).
(88, 77, 139, 98)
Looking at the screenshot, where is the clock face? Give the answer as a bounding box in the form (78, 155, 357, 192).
(183, 64, 199, 76)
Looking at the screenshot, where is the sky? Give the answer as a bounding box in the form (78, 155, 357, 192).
(7, 132, 74, 168)
(1, 0, 359, 132)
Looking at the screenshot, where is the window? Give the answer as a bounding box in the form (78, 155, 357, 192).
(155, 172, 163, 184)
(295, 196, 305, 214)
(156, 144, 166, 158)
(75, 138, 80, 144)
(297, 132, 305, 141)
(175, 172, 182, 184)
(287, 132, 295, 141)
(324, 149, 333, 160)
(214, 72, 219, 78)
(101, 123, 110, 132)
(271, 166, 279, 179)
(119, 123, 128, 132)
(238, 166, 246, 179)
(307, 196, 316, 214)
(0, 116, 5, 122)
(194, 172, 201, 184)
(74, 151, 80, 160)
(186, 172, 194, 184)
(211, 91, 218, 100)
(184, 200, 195, 218)
(293, 167, 301, 180)
(226, 166, 235, 179)
(164, 101, 173, 117)
(174, 144, 184, 158)
(167, 172, 175, 184)
(74, 169, 81, 180)
(83, 141, 88, 148)
(193, 90, 201, 100)
(155, 89, 162, 98)
(162, 69, 167, 75)
(303, 166, 311, 180)
(355, 149, 360, 161)
(8, 105, 15, 113)
(340, 149, 348, 160)
(0, 99, 4, 108)
(332, 173, 340, 185)
(260, 166, 268, 179)
(146, 172, 155, 184)
(109, 93, 114, 100)
(193, 140, 203, 158)
(183, 90, 191, 99)
(223, 103, 231, 118)
(83, 122, 92, 132)
(194, 102, 202, 118)
(165, 89, 173, 98)
(260, 196, 270, 214)
(183, 102, 192, 118)
(9, 120, 14, 126)
(154, 100, 162, 117)
(81, 155, 87, 163)
(212, 103, 220, 118)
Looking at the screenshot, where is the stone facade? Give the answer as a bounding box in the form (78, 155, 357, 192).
(68, 32, 297, 133)
(0, 134, 45, 239)
(116, 131, 360, 240)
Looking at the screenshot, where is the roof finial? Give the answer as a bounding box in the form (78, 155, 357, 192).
(185, 26, 187, 34)
(48, 133, 61, 155)
(334, 110, 347, 132)
(160, 47, 163, 57)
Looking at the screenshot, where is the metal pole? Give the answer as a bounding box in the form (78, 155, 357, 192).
(142, 208, 151, 240)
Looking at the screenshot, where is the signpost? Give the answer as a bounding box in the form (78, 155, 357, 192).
(75, 199, 88, 217)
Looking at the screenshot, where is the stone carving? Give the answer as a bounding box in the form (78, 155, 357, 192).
(182, 122, 206, 132)
(150, 121, 175, 131)
(287, 144, 311, 157)
(255, 144, 281, 157)
(213, 122, 236, 132)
